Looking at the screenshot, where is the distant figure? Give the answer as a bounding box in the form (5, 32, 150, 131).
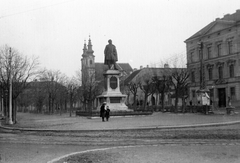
(189, 100, 192, 106)
(189, 100, 193, 113)
(228, 96, 232, 106)
(105, 106, 110, 121)
(100, 102, 106, 122)
(202, 92, 210, 114)
(104, 39, 118, 70)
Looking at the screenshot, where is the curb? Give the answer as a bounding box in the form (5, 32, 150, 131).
(1, 120, 240, 132)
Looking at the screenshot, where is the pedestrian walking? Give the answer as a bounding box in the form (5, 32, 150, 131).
(100, 102, 106, 122)
(105, 106, 110, 121)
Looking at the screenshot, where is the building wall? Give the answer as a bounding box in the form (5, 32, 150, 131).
(186, 19, 240, 108)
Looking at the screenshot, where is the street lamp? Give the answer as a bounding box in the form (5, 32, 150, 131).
(198, 42, 205, 90)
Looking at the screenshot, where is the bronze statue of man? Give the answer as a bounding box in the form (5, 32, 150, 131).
(104, 39, 118, 69)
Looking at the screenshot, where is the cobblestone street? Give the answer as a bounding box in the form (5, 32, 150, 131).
(1, 124, 240, 163)
(1, 111, 240, 162)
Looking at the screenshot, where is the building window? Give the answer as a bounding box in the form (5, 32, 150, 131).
(207, 46, 211, 59)
(190, 51, 194, 62)
(90, 60, 92, 65)
(230, 87, 235, 100)
(228, 40, 233, 54)
(229, 64, 234, 78)
(218, 66, 223, 79)
(217, 43, 222, 56)
(191, 71, 195, 83)
(198, 49, 201, 61)
(208, 68, 213, 80)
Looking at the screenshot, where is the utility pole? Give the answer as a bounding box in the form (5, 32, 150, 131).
(9, 47, 13, 124)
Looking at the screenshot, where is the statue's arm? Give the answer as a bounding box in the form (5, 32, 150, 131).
(113, 46, 117, 55)
(104, 46, 107, 55)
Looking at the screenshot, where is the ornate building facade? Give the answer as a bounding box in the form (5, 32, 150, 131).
(185, 10, 240, 108)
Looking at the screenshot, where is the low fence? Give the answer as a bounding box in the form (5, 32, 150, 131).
(75, 110, 153, 117)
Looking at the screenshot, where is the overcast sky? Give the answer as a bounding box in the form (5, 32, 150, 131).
(0, 0, 239, 77)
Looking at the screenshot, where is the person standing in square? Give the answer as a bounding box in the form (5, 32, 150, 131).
(100, 102, 106, 122)
(105, 106, 110, 121)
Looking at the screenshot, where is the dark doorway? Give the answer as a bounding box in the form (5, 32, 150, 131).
(218, 88, 226, 107)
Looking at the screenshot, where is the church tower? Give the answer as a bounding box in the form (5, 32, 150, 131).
(81, 36, 95, 82)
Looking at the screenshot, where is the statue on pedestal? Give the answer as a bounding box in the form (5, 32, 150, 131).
(104, 39, 118, 70)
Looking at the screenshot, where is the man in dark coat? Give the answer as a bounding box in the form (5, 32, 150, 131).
(104, 39, 118, 70)
(100, 102, 106, 122)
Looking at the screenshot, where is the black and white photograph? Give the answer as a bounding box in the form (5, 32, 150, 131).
(0, 0, 240, 162)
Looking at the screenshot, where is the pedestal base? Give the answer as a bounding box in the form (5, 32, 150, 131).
(103, 103, 131, 112)
(97, 69, 132, 112)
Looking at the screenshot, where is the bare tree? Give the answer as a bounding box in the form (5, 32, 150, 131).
(0, 45, 40, 123)
(152, 73, 171, 112)
(79, 69, 100, 111)
(139, 69, 156, 110)
(127, 79, 141, 110)
(40, 69, 67, 114)
(65, 77, 79, 117)
(170, 68, 189, 113)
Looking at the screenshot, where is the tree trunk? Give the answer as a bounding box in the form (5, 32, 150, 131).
(174, 91, 179, 113)
(51, 98, 54, 114)
(64, 99, 67, 112)
(69, 95, 72, 117)
(143, 94, 148, 110)
(182, 97, 186, 113)
(48, 94, 51, 114)
(133, 93, 137, 110)
(13, 99, 17, 124)
(161, 92, 165, 112)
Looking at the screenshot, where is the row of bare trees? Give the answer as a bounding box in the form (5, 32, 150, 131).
(125, 67, 190, 113)
(0, 45, 99, 124)
(0, 45, 40, 123)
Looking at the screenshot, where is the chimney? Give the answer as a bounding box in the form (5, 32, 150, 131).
(140, 66, 143, 69)
(146, 65, 149, 68)
(223, 14, 230, 20)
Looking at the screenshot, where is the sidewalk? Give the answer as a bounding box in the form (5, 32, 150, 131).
(1, 108, 240, 131)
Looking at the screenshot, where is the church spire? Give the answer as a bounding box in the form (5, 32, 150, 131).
(83, 39, 87, 54)
(87, 35, 93, 51)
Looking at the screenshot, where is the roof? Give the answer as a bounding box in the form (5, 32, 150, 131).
(185, 10, 240, 42)
(116, 63, 133, 74)
(185, 21, 216, 42)
(123, 69, 141, 84)
(123, 67, 180, 85)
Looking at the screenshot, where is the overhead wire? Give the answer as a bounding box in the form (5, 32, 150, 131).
(0, 0, 77, 19)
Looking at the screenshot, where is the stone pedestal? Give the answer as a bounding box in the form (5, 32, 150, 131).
(97, 69, 131, 112)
